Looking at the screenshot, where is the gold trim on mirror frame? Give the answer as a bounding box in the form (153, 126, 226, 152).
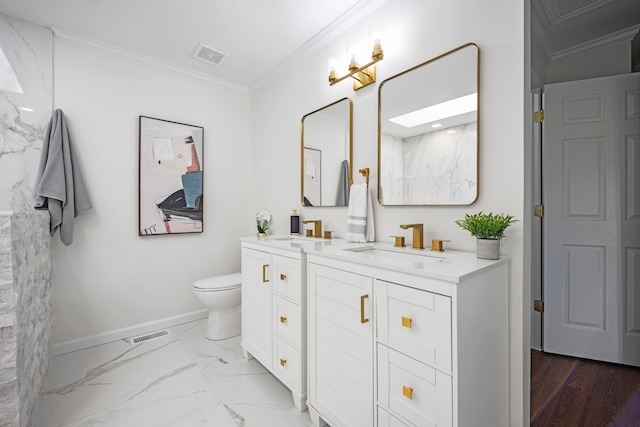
(300, 98, 353, 207)
(377, 43, 480, 206)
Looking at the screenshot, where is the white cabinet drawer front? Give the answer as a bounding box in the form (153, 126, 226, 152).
(378, 345, 452, 427)
(378, 406, 411, 427)
(377, 280, 452, 371)
(272, 336, 300, 390)
(272, 254, 301, 302)
(272, 295, 301, 347)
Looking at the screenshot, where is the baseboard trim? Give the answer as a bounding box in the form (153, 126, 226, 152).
(52, 309, 209, 356)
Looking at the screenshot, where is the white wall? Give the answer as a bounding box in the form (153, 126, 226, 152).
(51, 38, 252, 344)
(250, 0, 527, 425)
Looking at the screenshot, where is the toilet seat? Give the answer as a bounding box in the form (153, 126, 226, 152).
(193, 272, 241, 292)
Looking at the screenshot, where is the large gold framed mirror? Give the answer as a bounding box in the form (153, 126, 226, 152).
(301, 98, 353, 207)
(378, 43, 479, 205)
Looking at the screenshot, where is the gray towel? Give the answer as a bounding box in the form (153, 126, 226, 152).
(34, 109, 91, 246)
(335, 159, 350, 206)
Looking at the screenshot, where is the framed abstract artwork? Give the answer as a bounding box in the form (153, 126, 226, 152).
(138, 116, 204, 236)
(303, 147, 321, 206)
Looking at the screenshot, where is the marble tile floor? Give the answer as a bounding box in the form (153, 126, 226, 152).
(34, 319, 313, 427)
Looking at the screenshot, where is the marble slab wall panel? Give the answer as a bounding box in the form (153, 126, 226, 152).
(403, 122, 477, 204)
(379, 133, 405, 204)
(380, 123, 477, 204)
(0, 211, 52, 427)
(0, 14, 53, 212)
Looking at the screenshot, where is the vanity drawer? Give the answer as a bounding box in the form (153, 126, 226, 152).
(272, 335, 300, 390)
(378, 345, 452, 427)
(378, 406, 411, 427)
(272, 254, 301, 302)
(376, 280, 452, 371)
(272, 295, 301, 347)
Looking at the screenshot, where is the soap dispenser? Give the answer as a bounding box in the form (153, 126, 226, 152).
(290, 209, 300, 235)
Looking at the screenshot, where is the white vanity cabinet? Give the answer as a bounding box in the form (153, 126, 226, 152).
(240, 239, 307, 411)
(306, 251, 509, 427)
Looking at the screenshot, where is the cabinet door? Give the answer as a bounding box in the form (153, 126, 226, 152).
(308, 263, 374, 427)
(241, 248, 271, 368)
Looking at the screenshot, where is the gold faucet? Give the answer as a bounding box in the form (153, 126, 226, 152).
(302, 220, 322, 238)
(400, 224, 424, 250)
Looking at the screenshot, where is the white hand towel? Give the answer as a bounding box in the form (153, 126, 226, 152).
(365, 186, 375, 242)
(346, 183, 371, 243)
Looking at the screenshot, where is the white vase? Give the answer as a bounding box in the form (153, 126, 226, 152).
(476, 238, 500, 260)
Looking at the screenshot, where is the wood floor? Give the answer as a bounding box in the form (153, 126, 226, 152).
(530, 350, 640, 426)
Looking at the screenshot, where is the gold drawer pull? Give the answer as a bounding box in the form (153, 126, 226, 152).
(360, 294, 369, 324)
(262, 264, 269, 282)
(280, 316, 287, 324)
(280, 273, 287, 281)
(280, 358, 287, 367)
(402, 316, 412, 328)
(403, 385, 413, 400)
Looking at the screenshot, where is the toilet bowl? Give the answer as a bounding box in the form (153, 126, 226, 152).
(192, 272, 241, 340)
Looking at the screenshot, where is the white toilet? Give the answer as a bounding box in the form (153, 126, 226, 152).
(192, 272, 241, 340)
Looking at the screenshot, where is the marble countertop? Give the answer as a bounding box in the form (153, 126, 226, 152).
(239, 234, 342, 253)
(241, 235, 509, 282)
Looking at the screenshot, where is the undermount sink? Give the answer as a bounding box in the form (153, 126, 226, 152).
(269, 236, 326, 245)
(344, 246, 445, 264)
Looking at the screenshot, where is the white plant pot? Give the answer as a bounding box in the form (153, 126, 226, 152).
(476, 238, 501, 260)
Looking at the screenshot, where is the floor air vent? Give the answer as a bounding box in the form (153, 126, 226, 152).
(126, 329, 170, 345)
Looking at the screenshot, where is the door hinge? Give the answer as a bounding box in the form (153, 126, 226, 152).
(534, 205, 544, 217)
(534, 299, 544, 313)
(534, 109, 544, 123)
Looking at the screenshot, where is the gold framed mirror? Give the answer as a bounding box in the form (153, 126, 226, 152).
(378, 43, 479, 205)
(301, 98, 353, 207)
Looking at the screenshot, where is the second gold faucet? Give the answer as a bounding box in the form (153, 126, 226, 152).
(303, 220, 322, 238)
(399, 223, 424, 250)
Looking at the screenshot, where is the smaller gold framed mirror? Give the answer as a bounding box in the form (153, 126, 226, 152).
(301, 98, 353, 207)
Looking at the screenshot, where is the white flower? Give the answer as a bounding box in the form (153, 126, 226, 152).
(256, 210, 271, 233)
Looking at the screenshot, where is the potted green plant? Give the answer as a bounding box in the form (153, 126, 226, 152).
(455, 211, 517, 259)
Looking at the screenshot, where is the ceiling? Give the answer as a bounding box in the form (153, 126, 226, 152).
(0, 0, 637, 91)
(0, 0, 388, 91)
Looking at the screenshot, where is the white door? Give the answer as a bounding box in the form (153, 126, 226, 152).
(542, 73, 640, 366)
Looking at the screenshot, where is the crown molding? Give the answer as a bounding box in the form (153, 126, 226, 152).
(52, 27, 249, 93)
(249, 0, 389, 93)
(549, 24, 640, 63)
(540, 0, 615, 26)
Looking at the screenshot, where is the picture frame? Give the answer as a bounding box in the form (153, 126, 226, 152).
(303, 147, 321, 206)
(138, 116, 204, 236)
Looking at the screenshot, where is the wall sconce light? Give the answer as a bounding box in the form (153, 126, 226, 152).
(328, 24, 384, 91)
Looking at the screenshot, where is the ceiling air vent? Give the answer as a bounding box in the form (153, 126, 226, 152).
(192, 43, 228, 66)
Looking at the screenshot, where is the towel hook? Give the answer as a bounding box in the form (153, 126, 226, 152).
(359, 168, 370, 186)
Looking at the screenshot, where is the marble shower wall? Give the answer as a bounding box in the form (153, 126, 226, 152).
(0, 14, 53, 212)
(380, 122, 477, 204)
(0, 211, 53, 427)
